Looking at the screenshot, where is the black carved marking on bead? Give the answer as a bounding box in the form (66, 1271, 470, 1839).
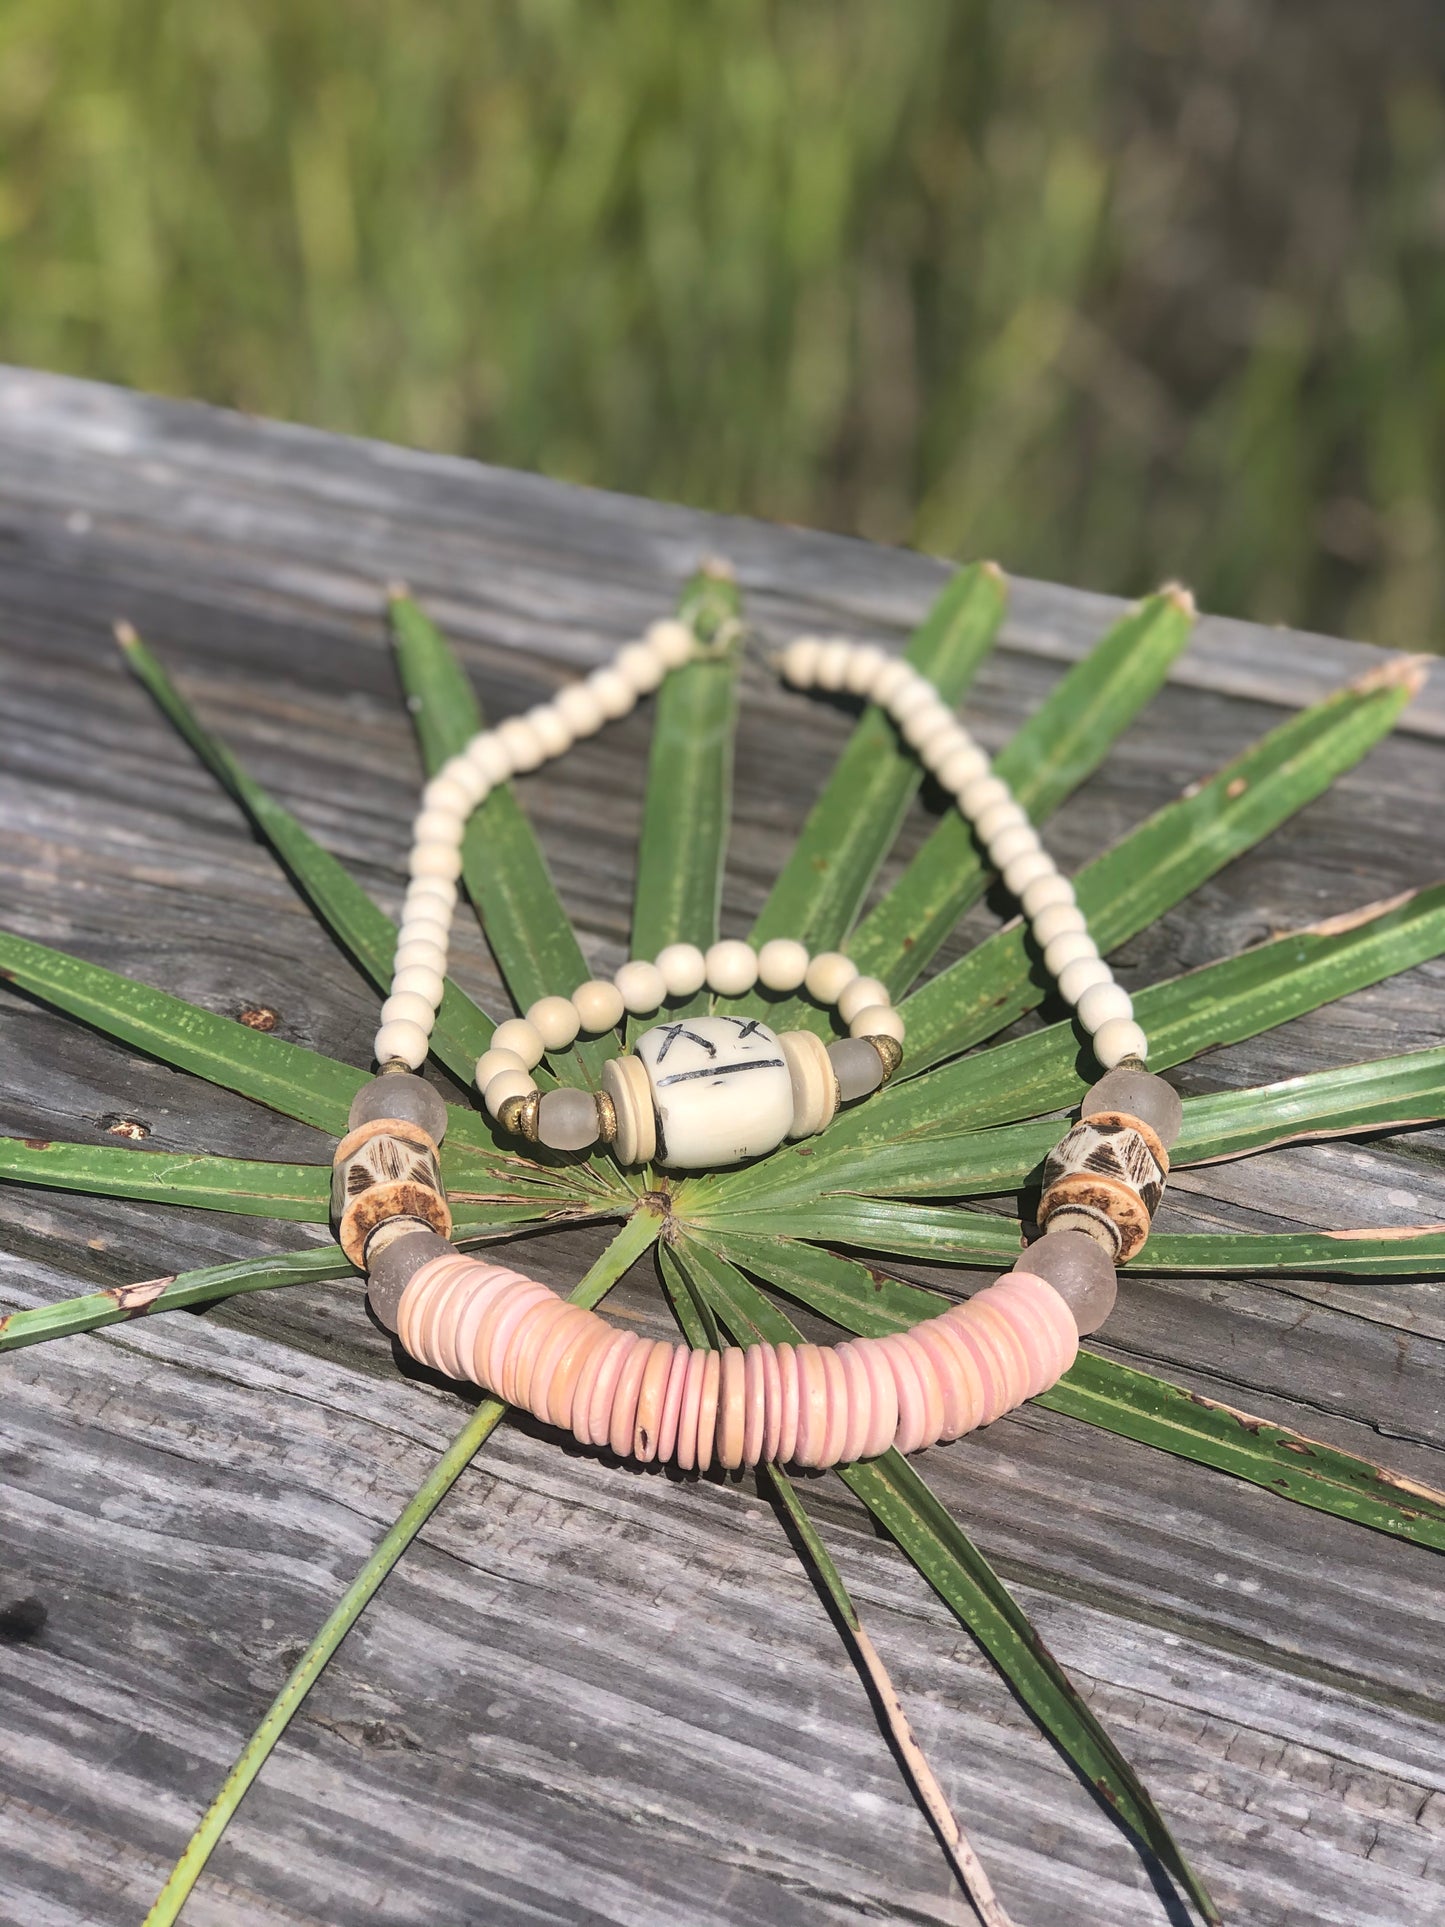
(655, 1058, 787, 1087)
(653, 1022, 718, 1062)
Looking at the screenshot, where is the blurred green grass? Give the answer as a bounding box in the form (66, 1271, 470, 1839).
(1, 0, 1441, 647)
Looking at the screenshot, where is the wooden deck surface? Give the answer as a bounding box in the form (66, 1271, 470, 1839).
(0, 367, 1442, 1927)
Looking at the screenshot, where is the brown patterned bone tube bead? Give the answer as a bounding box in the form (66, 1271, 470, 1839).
(331, 1115, 451, 1266)
(1036, 1109, 1169, 1262)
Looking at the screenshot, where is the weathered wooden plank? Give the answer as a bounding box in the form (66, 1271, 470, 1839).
(0, 368, 1442, 1927)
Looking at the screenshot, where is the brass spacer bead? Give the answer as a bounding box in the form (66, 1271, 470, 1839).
(499, 1090, 541, 1141)
(864, 1033, 904, 1083)
(379, 1057, 412, 1076)
(594, 1088, 618, 1144)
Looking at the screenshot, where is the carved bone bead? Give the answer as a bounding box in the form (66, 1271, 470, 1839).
(332, 1116, 451, 1267)
(633, 1014, 794, 1168)
(1037, 1111, 1168, 1263)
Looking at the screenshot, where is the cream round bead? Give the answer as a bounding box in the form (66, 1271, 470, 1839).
(411, 841, 464, 883)
(704, 940, 758, 996)
(588, 666, 636, 720)
(888, 677, 936, 724)
(1031, 901, 1089, 946)
(974, 799, 1028, 845)
(526, 994, 582, 1051)
(920, 724, 972, 775)
(781, 636, 823, 686)
(814, 638, 853, 691)
(804, 951, 859, 1004)
(403, 874, 457, 913)
(374, 1017, 429, 1069)
(393, 938, 448, 976)
(412, 806, 464, 847)
(558, 680, 609, 740)
(392, 964, 446, 1006)
(757, 938, 810, 992)
(836, 975, 891, 1026)
(380, 990, 436, 1031)
(422, 771, 473, 816)
(842, 644, 887, 696)
(483, 1066, 537, 1120)
(903, 703, 957, 755)
(1076, 981, 1134, 1035)
(496, 715, 546, 773)
(1003, 849, 1056, 897)
(616, 639, 667, 694)
(989, 822, 1040, 868)
(464, 732, 511, 787)
(444, 754, 489, 804)
(870, 657, 915, 706)
(938, 740, 990, 792)
(525, 703, 574, 760)
(654, 943, 707, 999)
(1021, 871, 1076, 919)
(1043, 930, 1098, 977)
(958, 774, 1010, 820)
(571, 978, 625, 1032)
(645, 618, 695, 669)
(474, 1046, 529, 1091)
(1057, 954, 1113, 1006)
(396, 916, 450, 958)
(490, 1017, 546, 1069)
(1093, 1016, 1150, 1070)
(851, 1004, 905, 1043)
(615, 958, 667, 1013)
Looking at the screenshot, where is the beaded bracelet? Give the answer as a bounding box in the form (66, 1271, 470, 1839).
(335, 608, 1182, 1469)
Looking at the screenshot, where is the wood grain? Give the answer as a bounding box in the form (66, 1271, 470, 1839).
(0, 367, 1442, 1927)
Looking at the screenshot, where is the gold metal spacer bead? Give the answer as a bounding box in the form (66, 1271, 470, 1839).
(379, 1057, 412, 1076)
(499, 1090, 541, 1141)
(864, 1034, 904, 1084)
(594, 1088, 618, 1144)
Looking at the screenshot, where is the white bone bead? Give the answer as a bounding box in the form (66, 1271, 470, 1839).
(850, 1003, 904, 1043)
(1003, 849, 1056, 896)
(497, 715, 545, 772)
(475, 1046, 528, 1090)
(381, 990, 437, 1030)
(870, 658, 915, 705)
(779, 1029, 838, 1138)
(959, 774, 1011, 819)
(572, 978, 625, 1031)
(412, 807, 464, 847)
(464, 732, 511, 786)
(602, 1053, 656, 1163)
(815, 639, 853, 691)
(526, 703, 573, 759)
(588, 666, 636, 719)
(635, 1015, 792, 1167)
(397, 915, 450, 955)
(805, 951, 858, 1004)
(975, 799, 1027, 844)
(781, 636, 823, 686)
(837, 975, 890, 1026)
(903, 704, 957, 755)
(1031, 901, 1089, 946)
(615, 958, 666, 1012)
(888, 677, 936, 723)
(394, 938, 448, 976)
(411, 842, 464, 884)
(705, 940, 758, 996)
(444, 754, 488, 804)
(757, 938, 809, 992)
(483, 1066, 537, 1119)
(422, 771, 472, 816)
(1043, 930, 1098, 977)
(938, 740, 990, 792)
(526, 995, 582, 1051)
(989, 823, 1040, 868)
(1076, 981, 1134, 1034)
(403, 875, 457, 914)
(490, 1017, 545, 1068)
(646, 618, 694, 669)
(1058, 954, 1113, 1005)
(392, 965, 446, 1006)
(654, 943, 707, 998)
(555, 680, 607, 737)
(374, 1017, 429, 1068)
(616, 639, 667, 693)
(843, 644, 887, 696)
(1021, 871, 1075, 918)
(1093, 1016, 1149, 1069)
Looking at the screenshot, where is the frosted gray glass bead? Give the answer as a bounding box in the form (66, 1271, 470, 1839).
(1013, 1228, 1117, 1335)
(537, 1086, 601, 1151)
(366, 1224, 452, 1333)
(348, 1071, 449, 1144)
(827, 1037, 886, 1102)
(1080, 1067, 1183, 1148)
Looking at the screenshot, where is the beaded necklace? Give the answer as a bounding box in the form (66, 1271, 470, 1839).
(332, 615, 1182, 1471)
